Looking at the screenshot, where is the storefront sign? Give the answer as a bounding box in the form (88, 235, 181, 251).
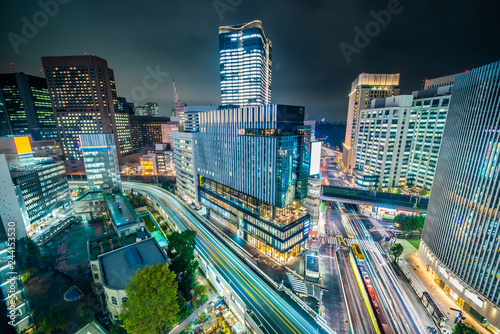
(465, 289, 484, 309)
(449, 276, 464, 292)
(438, 265, 449, 279)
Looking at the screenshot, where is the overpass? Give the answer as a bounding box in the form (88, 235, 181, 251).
(321, 185, 428, 212)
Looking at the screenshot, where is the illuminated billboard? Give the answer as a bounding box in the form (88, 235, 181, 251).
(310, 141, 322, 176)
(14, 137, 32, 154)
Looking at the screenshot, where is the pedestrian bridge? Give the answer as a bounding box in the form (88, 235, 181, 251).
(321, 186, 428, 212)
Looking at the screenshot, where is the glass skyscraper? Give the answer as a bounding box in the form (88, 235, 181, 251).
(0, 73, 57, 141)
(219, 20, 272, 107)
(419, 61, 500, 330)
(196, 104, 310, 262)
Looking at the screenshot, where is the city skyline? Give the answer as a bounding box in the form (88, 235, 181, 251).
(2, 0, 499, 120)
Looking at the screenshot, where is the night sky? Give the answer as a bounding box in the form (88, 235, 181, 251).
(1, 0, 499, 120)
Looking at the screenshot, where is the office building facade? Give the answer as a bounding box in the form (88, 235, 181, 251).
(0, 228, 35, 333)
(0, 73, 57, 141)
(354, 95, 414, 189)
(161, 121, 179, 146)
(10, 160, 68, 227)
(173, 131, 198, 203)
(0, 155, 28, 239)
(406, 85, 452, 192)
(134, 102, 159, 117)
(196, 105, 310, 262)
(219, 20, 272, 107)
(42, 55, 132, 174)
(419, 62, 500, 330)
(129, 115, 169, 152)
(172, 106, 213, 204)
(80, 134, 121, 192)
(342, 73, 400, 174)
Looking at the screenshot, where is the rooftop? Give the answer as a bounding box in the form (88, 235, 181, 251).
(99, 238, 167, 290)
(75, 321, 109, 334)
(88, 231, 122, 261)
(104, 192, 141, 230)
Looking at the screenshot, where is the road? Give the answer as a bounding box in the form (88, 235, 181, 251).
(123, 182, 329, 334)
(345, 203, 427, 333)
(336, 248, 377, 334)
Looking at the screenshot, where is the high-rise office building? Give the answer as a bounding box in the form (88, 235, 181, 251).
(10, 159, 69, 227)
(0, 154, 28, 240)
(219, 20, 272, 107)
(419, 62, 500, 329)
(134, 102, 159, 117)
(353, 76, 456, 192)
(196, 105, 310, 262)
(406, 84, 454, 192)
(80, 134, 121, 192)
(354, 95, 414, 189)
(116, 96, 134, 115)
(42, 55, 132, 174)
(0, 72, 57, 141)
(342, 73, 400, 174)
(0, 223, 35, 333)
(161, 121, 179, 146)
(172, 106, 213, 204)
(129, 115, 169, 152)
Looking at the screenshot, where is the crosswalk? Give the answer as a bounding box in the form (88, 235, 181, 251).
(286, 272, 308, 295)
(326, 237, 386, 255)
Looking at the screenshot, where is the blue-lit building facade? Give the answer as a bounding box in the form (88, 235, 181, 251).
(219, 20, 272, 107)
(196, 104, 311, 262)
(80, 134, 121, 192)
(419, 62, 500, 330)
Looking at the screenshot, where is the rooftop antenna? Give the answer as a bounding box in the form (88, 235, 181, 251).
(173, 79, 179, 104)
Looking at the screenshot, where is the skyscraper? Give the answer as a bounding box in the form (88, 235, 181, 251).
(0, 72, 57, 141)
(219, 20, 272, 107)
(42, 55, 132, 174)
(419, 61, 500, 329)
(342, 73, 400, 174)
(173, 106, 213, 204)
(80, 134, 121, 192)
(196, 104, 311, 262)
(134, 102, 159, 116)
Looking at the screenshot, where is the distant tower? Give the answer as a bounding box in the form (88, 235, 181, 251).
(172, 80, 186, 127)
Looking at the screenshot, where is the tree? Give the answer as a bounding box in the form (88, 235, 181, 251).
(192, 284, 208, 306)
(419, 187, 430, 197)
(167, 230, 198, 301)
(120, 263, 180, 334)
(390, 243, 404, 262)
(453, 322, 479, 334)
(35, 306, 69, 334)
(394, 213, 425, 233)
(109, 319, 128, 334)
(16, 237, 42, 273)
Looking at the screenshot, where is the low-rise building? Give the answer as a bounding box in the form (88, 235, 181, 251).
(104, 193, 145, 237)
(98, 238, 167, 322)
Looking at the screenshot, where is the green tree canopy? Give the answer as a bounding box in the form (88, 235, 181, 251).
(16, 237, 42, 272)
(120, 263, 180, 334)
(390, 243, 404, 261)
(453, 322, 479, 334)
(167, 230, 199, 300)
(35, 305, 69, 334)
(394, 214, 425, 233)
